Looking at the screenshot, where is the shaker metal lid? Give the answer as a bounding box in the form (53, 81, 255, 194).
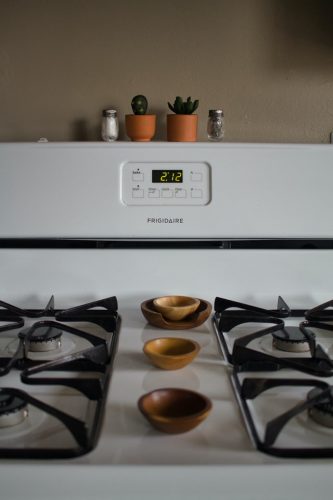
(103, 109, 117, 117)
(209, 109, 224, 116)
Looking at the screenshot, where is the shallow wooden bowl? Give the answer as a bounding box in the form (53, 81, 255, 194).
(141, 298, 212, 330)
(153, 296, 200, 321)
(143, 337, 200, 370)
(138, 388, 212, 434)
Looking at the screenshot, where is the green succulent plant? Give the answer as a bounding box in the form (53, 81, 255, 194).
(131, 95, 148, 115)
(168, 96, 199, 115)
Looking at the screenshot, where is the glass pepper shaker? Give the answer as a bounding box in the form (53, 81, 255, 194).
(207, 109, 224, 141)
(101, 109, 119, 142)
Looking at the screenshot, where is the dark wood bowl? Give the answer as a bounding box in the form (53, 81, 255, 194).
(140, 298, 212, 330)
(138, 388, 212, 434)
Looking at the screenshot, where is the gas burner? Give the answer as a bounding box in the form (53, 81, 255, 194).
(0, 393, 28, 428)
(213, 296, 333, 377)
(308, 387, 333, 429)
(19, 326, 62, 352)
(272, 326, 315, 353)
(0, 295, 120, 457)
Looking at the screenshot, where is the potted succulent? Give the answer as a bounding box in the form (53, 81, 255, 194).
(167, 96, 199, 142)
(125, 95, 156, 141)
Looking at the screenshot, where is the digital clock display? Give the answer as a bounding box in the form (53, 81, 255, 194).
(152, 170, 183, 183)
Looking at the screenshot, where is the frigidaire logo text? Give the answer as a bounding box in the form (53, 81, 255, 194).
(147, 217, 184, 224)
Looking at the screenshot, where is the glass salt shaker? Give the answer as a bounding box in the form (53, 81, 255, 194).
(207, 109, 224, 141)
(101, 109, 119, 142)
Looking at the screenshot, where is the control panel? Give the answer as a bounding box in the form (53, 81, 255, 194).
(121, 162, 211, 205)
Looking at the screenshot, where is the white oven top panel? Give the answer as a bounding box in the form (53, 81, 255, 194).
(1, 142, 333, 238)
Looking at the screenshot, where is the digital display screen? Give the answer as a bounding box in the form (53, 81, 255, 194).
(152, 170, 183, 183)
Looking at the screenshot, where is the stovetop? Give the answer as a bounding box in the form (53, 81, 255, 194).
(1, 291, 333, 500)
(2, 293, 333, 462)
(0, 296, 120, 458)
(213, 296, 333, 457)
(2, 291, 333, 463)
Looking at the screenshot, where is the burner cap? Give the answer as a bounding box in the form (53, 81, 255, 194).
(19, 326, 62, 352)
(308, 387, 333, 428)
(0, 393, 28, 428)
(272, 326, 314, 353)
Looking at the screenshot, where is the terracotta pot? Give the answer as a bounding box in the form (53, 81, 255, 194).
(125, 114, 156, 142)
(167, 114, 198, 142)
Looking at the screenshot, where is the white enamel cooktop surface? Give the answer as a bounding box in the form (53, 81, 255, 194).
(1, 300, 333, 500)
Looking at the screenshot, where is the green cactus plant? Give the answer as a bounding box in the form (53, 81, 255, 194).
(168, 96, 199, 115)
(131, 95, 148, 115)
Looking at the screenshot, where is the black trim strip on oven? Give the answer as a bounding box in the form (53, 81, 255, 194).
(0, 238, 333, 249)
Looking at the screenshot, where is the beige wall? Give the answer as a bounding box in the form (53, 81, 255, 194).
(1, 0, 333, 143)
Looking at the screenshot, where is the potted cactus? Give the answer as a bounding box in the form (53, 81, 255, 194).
(125, 95, 156, 141)
(167, 96, 199, 142)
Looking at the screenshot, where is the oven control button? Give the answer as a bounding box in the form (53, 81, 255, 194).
(191, 188, 203, 198)
(191, 172, 202, 182)
(161, 189, 173, 198)
(132, 188, 144, 198)
(175, 189, 186, 198)
(132, 172, 144, 182)
(148, 189, 160, 198)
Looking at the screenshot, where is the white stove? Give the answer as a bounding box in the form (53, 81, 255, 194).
(0, 142, 333, 499)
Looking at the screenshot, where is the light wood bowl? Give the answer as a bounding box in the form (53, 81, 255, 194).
(141, 298, 212, 330)
(153, 296, 200, 321)
(143, 337, 200, 370)
(138, 388, 212, 434)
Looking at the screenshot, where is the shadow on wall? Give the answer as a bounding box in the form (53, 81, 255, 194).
(153, 107, 167, 141)
(271, 0, 333, 71)
(71, 119, 91, 141)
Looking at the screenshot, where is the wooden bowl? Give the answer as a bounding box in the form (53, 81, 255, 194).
(153, 296, 200, 321)
(141, 298, 212, 330)
(138, 388, 212, 434)
(143, 337, 200, 370)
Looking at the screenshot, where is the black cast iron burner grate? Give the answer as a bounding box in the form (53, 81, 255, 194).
(0, 295, 120, 458)
(232, 369, 333, 458)
(213, 297, 333, 377)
